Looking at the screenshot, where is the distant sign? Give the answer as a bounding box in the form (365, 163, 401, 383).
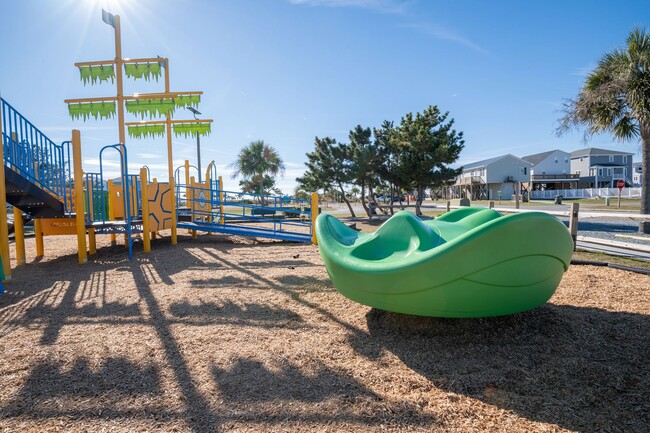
(616, 180, 625, 189)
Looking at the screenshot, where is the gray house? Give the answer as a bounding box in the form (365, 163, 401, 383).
(632, 162, 642, 186)
(453, 154, 532, 200)
(522, 149, 578, 191)
(570, 147, 634, 188)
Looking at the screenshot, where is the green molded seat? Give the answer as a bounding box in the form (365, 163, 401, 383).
(316, 208, 573, 318)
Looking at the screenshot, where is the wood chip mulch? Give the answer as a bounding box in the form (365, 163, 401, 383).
(0, 227, 648, 432)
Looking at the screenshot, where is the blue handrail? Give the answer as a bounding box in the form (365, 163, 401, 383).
(1, 98, 71, 212)
(97, 143, 136, 260)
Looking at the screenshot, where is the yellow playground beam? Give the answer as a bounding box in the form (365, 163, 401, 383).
(108, 180, 117, 246)
(13, 208, 26, 266)
(140, 167, 151, 253)
(34, 219, 44, 258)
(72, 130, 88, 264)
(190, 176, 197, 239)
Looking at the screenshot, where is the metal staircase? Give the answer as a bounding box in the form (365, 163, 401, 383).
(1, 98, 71, 219)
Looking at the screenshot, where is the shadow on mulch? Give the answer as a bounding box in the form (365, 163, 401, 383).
(169, 300, 306, 329)
(348, 305, 649, 433)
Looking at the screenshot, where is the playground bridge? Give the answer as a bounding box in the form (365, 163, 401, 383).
(0, 98, 316, 285)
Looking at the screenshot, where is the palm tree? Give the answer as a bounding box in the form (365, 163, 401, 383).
(231, 140, 285, 203)
(558, 28, 650, 224)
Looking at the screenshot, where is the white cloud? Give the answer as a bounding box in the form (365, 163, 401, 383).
(401, 22, 488, 55)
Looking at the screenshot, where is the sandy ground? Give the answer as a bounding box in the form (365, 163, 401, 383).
(0, 228, 648, 432)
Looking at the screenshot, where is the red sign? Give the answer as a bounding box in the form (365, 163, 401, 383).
(616, 180, 625, 189)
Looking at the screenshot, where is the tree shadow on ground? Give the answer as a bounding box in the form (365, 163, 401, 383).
(212, 357, 437, 428)
(352, 304, 650, 433)
(0, 357, 163, 420)
(169, 300, 306, 329)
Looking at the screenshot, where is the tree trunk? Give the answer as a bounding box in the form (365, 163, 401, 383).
(360, 183, 371, 219)
(368, 184, 388, 215)
(337, 182, 356, 217)
(414, 186, 424, 216)
(389, 184, 395, 215)
(641, 127, 650, 216)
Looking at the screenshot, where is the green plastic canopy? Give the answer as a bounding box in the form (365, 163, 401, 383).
(124, 63, 162, 81)
(68, 102, 116, 121)
(128, 124, 166, 139)
(316, 208, 574, 318)
(126, 99, 176, 119)
(172, 122, 211, 138)
(79, 65, 115, 85)
(174, 95, 201, 108)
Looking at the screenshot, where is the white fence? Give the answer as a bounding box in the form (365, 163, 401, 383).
(530, 187, 642, 200)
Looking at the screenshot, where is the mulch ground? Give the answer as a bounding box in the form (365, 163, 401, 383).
(0, 226, 648, 432)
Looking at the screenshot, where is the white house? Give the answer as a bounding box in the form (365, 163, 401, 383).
(453, 154, 532, 200)
(522, 149, 578, 191)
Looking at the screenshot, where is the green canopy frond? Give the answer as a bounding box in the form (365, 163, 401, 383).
(128, 124, 166, 139)
(79, 65, 115, 85)
(126, 99, 176, 119)
(173, 95, 201, 108)
(124, 63, 163, 81)
(172, 122, 211, 138)
(68, 102, 116, 121)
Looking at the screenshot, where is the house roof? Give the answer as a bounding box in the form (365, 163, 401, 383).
(570, 147, 633, 157)
(463, 154, 531, 171)
(521, 150, 566, 166)
(632, 162, 642, 167)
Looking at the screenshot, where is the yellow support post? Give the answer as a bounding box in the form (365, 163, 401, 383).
(163, 59, 177, 245)
(140, 167, 151, 253)
(13, 208, 26, 266)
(218, 175, 225, 224)
(0, 106, 11, 280)
(108, 179, 116, 246)
(34, 219, 44, 258)
(311, 192, 319, 245)
(87, 177, 96, 255)
(72, 130, 87, 264)
(190, 176, 197, 239)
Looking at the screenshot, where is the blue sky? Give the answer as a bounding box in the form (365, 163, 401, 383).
(1, 0, 648, 192)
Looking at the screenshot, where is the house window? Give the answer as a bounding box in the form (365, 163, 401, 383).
(554, 157, 558, 163)
(598, 168, 603, 176)
(623, 155, 627, 163)
(520, 167, 527, 175)
(589, 168, 595, 176)
(609, 155, 614, 162)
(575, 170, 581, 175)
(564, 157, 568, 163)
(580, 157, 583, 162)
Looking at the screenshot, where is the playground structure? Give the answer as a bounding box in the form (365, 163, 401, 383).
(0, 11, 317, 286)
(316, 208, 574, 317)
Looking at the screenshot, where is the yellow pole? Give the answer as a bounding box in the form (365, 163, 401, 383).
(152, 178, 158, 239)
(140, 167, 151, 252)
(108, 179, 116, 245)
(190, 176, 197, 239)
(164, 59, 177, 245)
(0, 104, 11, 280)
(13, 208, 25, 266)
(114, 14, 126, 146)
(34, 219, 44, 257)
(311, 192, 319, 245)
(72, 130, 87, 264)
(218, 175, 225, 224)
(87, 177, 96, 255)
